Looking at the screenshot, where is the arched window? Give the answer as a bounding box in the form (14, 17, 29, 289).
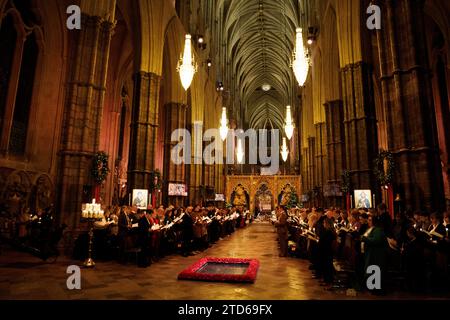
(0, 0, 41, 156)
(0, 15, 17, 136)
(9, 31, 39, 155)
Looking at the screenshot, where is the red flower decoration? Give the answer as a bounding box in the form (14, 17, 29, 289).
(178, 257, 260, 283)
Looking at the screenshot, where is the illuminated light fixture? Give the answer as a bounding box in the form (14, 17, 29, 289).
(236, 139, 244, 164)
(284, 105, 295, 140)
(281, 137, 289, 162)
(177, 34, 198, 90)
(292, 28, 310, 87)
(261, 84, 271, 92)
(219, 107, 228, 141)
(206, 59, 212, 67)
(307, 37, 314, 45)
(197, 35, 204, 44)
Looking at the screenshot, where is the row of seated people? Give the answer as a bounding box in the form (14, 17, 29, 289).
(275, 205, 450, 294)
(73, 204, 251, 267)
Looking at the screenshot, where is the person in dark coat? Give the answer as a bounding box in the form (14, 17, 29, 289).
(319, 217, 337, 286)
(137, 209, 152, 267)
(361, 215, 388, 294)
(181, 206, 194, 257)
(402, 226, 426, 292)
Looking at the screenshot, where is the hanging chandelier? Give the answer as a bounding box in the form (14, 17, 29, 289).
(236, 139, 244, 164)
(292, 28, 310, 87)
(177, 34, 198, 90)
(281, 137, 289, 162)
(219, 107, 229, 141)
(284, 105, 294, 140)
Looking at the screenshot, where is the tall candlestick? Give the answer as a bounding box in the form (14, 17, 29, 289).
(372, 194, 376, 209)
(350, 195, 353, 208)
(129, 193, 131, 206)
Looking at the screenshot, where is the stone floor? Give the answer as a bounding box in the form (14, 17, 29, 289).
(0, 222, 448, 300)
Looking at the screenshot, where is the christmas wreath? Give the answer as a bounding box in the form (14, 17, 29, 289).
(341, 170, 351, 194)
(150, 169, 162, 190)
(92, 151, 110, 184)
(373, 150, 395, 186)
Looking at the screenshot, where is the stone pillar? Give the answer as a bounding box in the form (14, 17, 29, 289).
(308, 137, 316, 190)
(188, 121, 203, 205)
(163, 102, 187, 206)
(314, 122, 327, 187)
(127, 72, 161, 191)
(376, 0, 445, 211)
(301, 147, 309, 192)
(341, 62, 378, 190)
(325, 100, 345, 183)
(58, 15, 114, 229)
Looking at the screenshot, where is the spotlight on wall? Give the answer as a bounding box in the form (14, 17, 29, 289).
(193, 35, 207, 50)
(206, 59, 212, 68)
(307, 26, 319, 45)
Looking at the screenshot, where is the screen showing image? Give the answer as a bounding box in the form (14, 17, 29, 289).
(168, 183, 188, 196)
(354, 190, 372, 209)
(132, 189, 148, 209)
(215, 194, 225, 201)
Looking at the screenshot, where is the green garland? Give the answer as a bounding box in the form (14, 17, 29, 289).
(150, 169, 162, 190)
(373, 150, 395, 186)
(341, 170, 351, 194)
(92, 151, 110, 184)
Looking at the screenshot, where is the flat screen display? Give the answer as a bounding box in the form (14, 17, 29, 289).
(168, 183, 188, 196)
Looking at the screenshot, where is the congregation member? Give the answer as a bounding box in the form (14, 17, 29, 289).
(274, 206, 289, 257)
(280, 203, 450, 295)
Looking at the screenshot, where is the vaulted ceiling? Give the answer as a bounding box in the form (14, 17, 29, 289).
(215, 0, 308, 130)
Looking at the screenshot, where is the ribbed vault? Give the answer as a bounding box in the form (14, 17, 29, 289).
(217, 0, 305, 130)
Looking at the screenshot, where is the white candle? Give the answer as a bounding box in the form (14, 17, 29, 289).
(372, 194, 376, 208)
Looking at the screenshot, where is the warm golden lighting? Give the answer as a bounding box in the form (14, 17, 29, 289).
(219, 107, 228, 141)
(292, 28, 310, 87)
(281, 137, 289, 162)
(236, 139, 244, 164)
(284, 105, 294, 140)
(177, 34, 197, 90)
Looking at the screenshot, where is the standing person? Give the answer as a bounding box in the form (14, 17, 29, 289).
(361, 215, 388, 294)
(181, 206, 194, 257)
(319, 217, 337, 287)
(118, 206, 132, 263)
(137, 209, 152, 267)
(275, 206, 289, 257)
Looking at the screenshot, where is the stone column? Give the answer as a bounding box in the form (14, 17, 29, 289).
(188, 121, 203, 205)
(58, 15, 114, 229)
(341, 62, 378, 190)
(163, 102, 187, 206)
(375, 0, 445, 211)
(314, 122, 327, 187)
(301, 147, 309, 192)
(325, 100, 345, 183)
(308, 137, 316, 189)
(127, 72, 161, 191)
